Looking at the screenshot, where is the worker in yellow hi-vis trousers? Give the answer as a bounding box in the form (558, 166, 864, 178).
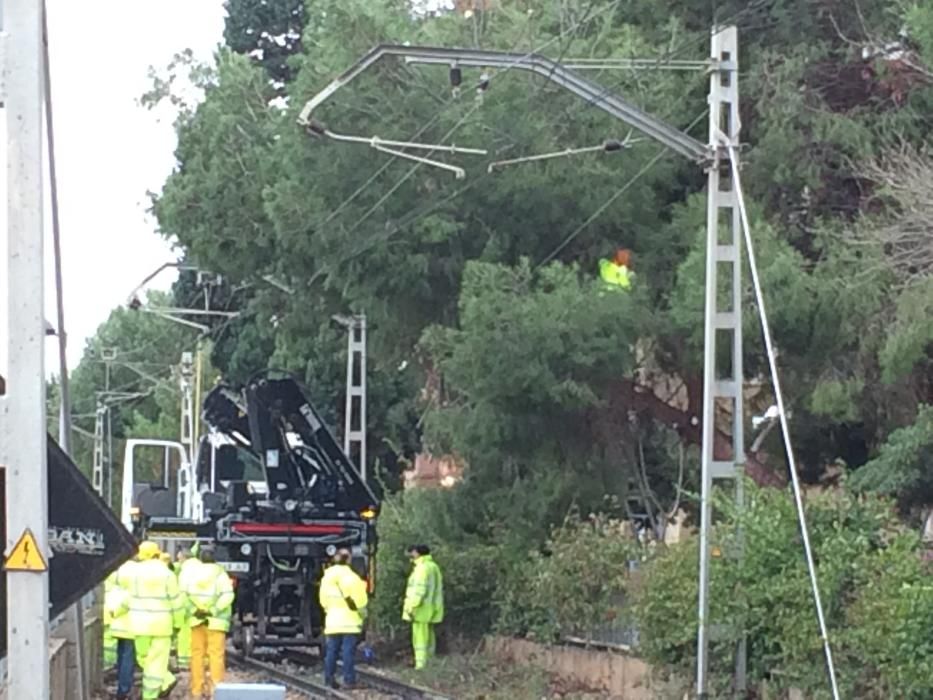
(402, 544, 444, 670)
(174, 543, 201, 671)
(103, 571, 119, 668)
(180, 544, 235, 698)
(126, 541, 183, 699)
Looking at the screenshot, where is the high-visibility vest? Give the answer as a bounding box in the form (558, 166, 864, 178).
(180, 561, 235, 632)
(319, 564, 368, 635)
(126, 558, 183, 638)
(598, 259, 632, 290)
(106, 560, 138, 639)
(403, 555, 444, 624)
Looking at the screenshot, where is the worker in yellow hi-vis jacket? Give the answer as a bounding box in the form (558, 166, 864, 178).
(122, 540, 183, 700)
(180, 544, 235, 699)
(319, 548, 368, 689)
(107, 558, 139, 700)
(402, 544, 444, 670)
(598, 248, 633, 291)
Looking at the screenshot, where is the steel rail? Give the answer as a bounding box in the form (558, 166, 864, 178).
(355, 666, 452, 700)
(228, 652, 353, 699)
(283, 649, 452, 700)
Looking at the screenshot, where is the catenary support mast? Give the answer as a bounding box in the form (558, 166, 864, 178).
(696, 26, 746, 697)
(343, 316, 367, 482)
(1, 0, 52, 698)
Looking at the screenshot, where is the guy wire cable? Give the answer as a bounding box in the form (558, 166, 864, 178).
(727, 143, 842, 700)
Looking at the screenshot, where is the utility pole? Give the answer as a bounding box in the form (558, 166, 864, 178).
(2, 1, 52, 698)
(92, 403, 106, 495)
(696, 26, 745, 698)
(101, 347, 116, 504)
(180, 351, 195, 462)
(43, 2, 90, 695)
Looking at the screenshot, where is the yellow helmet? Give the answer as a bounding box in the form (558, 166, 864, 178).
(138, 541, 161, 560)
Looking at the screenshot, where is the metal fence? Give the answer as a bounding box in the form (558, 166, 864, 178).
(563, 560, 641, 650)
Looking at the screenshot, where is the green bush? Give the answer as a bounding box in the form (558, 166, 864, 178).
(633, 482, 924, 698)
(369, 488, 503, 639)
(495, 511, 642, 641)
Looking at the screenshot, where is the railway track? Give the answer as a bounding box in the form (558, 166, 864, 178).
(228, 650, 451, 700)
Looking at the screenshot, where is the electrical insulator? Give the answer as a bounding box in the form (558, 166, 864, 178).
(603, 139, 624, 152)
(449, 65, 462, 87)
(307, 119, 327, 136)
(477, 71, 490, 93)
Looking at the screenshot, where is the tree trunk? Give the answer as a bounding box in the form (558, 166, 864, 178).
(609, 378, 786, 488)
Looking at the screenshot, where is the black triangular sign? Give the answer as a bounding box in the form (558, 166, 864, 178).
(0, 435, 138, 658)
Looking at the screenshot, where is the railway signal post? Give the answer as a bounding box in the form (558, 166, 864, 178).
(2, 0, 52, 697)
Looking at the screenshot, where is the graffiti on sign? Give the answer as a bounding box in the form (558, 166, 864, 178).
(49, 527, 106, 556)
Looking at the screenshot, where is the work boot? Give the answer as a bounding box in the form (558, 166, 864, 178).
(326, 678, 341, 690)
(158, 677, 179, 698)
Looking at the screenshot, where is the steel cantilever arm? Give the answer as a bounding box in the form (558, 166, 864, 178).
(297, 44, 708, 163)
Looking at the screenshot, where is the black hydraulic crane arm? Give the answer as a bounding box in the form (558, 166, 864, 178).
(202, 372, 378, 513)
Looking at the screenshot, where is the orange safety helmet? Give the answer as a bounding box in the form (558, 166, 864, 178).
(613, 248, 632, 268)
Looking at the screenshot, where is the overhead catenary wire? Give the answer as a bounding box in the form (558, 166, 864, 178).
(297, 6, 764, 293)
(726, 143, 842, 700)
(535, 109, 708, 269)
(317, 0, 625, 234)
(301, 5, 626, 286)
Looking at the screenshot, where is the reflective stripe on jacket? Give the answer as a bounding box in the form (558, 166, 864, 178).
(319, 564, 368, 635)
(180, 561, 235, 632)
(104, 562, 137, 640)
(126, 558, 183, 638)
(403, 555, 444, 624)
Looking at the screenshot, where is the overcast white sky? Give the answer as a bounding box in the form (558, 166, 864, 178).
(1, 0, 227, 375)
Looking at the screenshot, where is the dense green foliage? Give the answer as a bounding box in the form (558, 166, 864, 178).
(62, 0, 933, 691)
(633, 484, 932, 699)
(373, 483, 933, 698)
(138, 0, 933, 515)
(224, 0, 307, 83)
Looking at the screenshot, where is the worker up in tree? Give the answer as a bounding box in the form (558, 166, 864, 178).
(402, 544, 444, 670)
(106, 557, 140, 700)
(127, 540, 183, 700)
(180, 544, 235, 699)
(318, 547, 369, 690)
(598, 248, 634, 291)
(174, 544, 201, 672)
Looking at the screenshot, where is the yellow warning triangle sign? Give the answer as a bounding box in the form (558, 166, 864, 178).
(4, 528, 49, 572)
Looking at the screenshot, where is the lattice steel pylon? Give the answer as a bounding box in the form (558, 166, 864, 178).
(179, 351, 195, 462)
(696, 26, 746, 697)
(92, 402, 106, 496)
(343, 316, 368, 482)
